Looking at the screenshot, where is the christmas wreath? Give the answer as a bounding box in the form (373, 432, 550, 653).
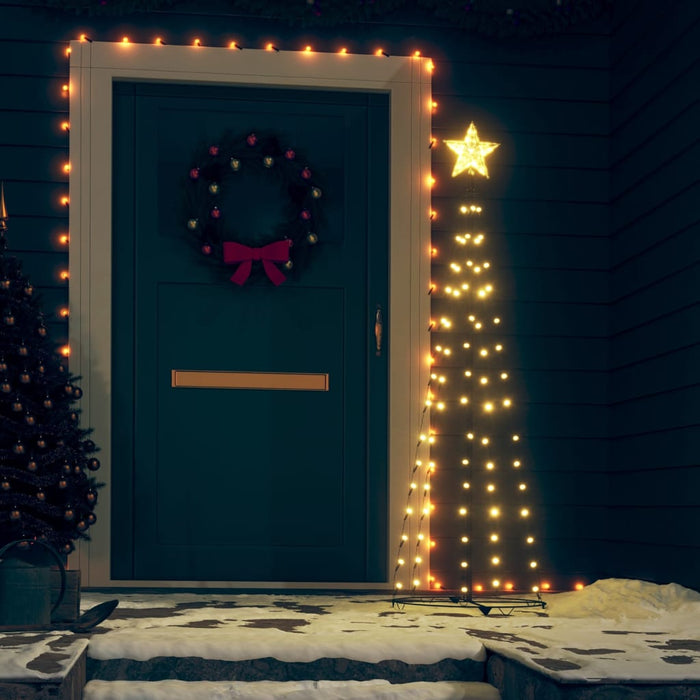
(184, 131, 323, 286)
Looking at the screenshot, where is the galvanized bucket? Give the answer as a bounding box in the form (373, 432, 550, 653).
(0, 540, 66, 630)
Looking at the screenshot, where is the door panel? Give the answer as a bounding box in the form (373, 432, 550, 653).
(111, 82, 388, 582)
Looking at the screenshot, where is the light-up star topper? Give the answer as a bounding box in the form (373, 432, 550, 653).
(445, 122, 500, 178)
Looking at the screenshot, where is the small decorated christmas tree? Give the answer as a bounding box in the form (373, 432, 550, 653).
(0, 183, 100, 557)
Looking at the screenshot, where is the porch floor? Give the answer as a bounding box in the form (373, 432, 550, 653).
(0, 579, 699, 699)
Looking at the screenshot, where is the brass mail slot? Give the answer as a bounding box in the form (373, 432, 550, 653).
(171, 370, 329, 391)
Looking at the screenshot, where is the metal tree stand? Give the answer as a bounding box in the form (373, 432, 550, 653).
(392, 589, 546, 617)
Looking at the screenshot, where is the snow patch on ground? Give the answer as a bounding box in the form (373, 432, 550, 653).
(2, 578, 700, 685)
(83, 679, 500, 700)
(0, 633, 87, 680)
(544, 578, 700, 619)
(77, 579, 700, 683)
(84, 593, 486, 665)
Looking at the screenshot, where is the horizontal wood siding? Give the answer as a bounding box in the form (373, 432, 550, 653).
(0, 1, 612, 589)
(609, 0, 700, 589)
(428, 26, 610, 590)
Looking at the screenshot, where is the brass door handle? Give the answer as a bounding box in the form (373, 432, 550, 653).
(374, 305, 383, 357)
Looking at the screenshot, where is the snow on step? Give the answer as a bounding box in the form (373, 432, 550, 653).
(84, 593, 486, 665)
(84, 679, 501, 699)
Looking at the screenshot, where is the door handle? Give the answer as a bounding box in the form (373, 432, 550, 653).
(374, 305, 384, 357)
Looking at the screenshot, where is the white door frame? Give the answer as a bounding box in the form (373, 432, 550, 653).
(69, 40, 431, 588)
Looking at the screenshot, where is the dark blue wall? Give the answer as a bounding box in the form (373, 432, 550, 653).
(1, 1, 695, 590)
(422, 24, 609, 589)
(608, 0, 700, 587)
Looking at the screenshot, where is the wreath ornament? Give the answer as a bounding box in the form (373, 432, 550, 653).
(184, 131, 323, 286)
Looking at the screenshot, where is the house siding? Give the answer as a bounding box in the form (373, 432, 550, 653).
(608, 0, 700, 589)
(7, 2, 695, 590)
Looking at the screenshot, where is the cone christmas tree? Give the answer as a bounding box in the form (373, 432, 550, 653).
(0, 183, 100, 556)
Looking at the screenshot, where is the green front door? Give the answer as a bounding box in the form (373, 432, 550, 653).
(111, 82, 389, 582)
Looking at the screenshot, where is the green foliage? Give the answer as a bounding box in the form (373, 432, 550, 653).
(0, 231, 101, 556)
(184, 131, 324, 282)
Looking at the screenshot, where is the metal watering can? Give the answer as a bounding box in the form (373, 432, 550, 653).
(0, 540, 66, 630)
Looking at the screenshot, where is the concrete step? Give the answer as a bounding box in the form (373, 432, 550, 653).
(86, 655, 485, 684)
(83, 679, 502, 699)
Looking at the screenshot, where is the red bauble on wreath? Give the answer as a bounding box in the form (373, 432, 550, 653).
(184, 131, 324, 286)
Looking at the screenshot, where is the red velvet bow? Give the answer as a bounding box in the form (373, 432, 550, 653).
(222, 240, 291, 286)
